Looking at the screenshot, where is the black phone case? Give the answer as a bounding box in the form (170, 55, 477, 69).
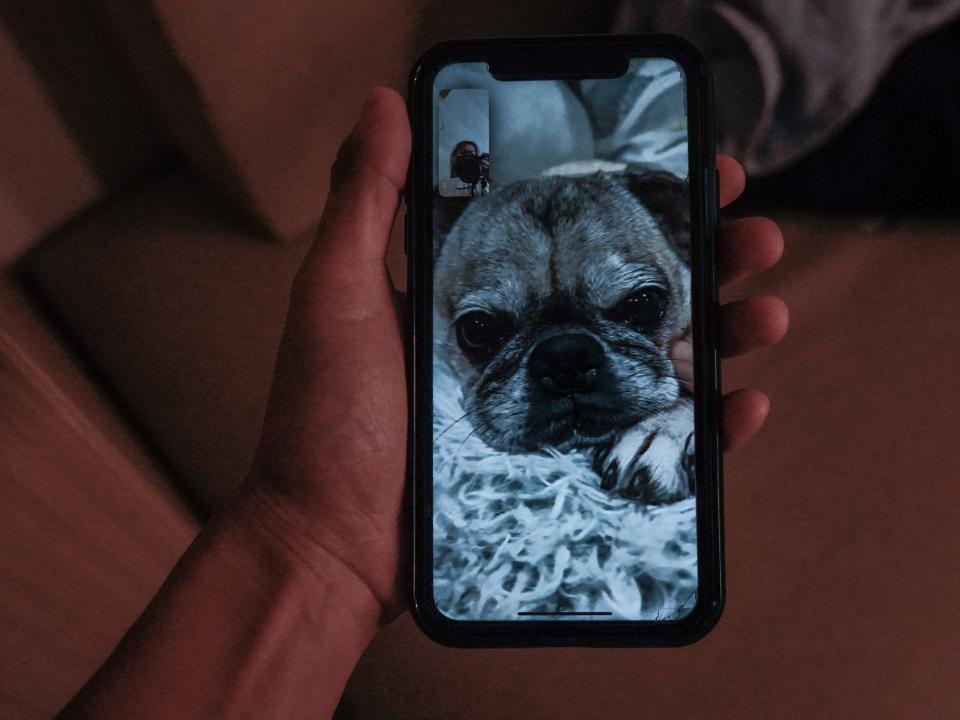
(405, 34, 723, 647)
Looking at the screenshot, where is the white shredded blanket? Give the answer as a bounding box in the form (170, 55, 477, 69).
(432, 357, 698, 621)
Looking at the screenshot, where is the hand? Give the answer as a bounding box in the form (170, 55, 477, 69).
(242, 87, 788, 628)
(669, 154, 788, 451)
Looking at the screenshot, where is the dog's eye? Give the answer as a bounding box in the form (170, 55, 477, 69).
(455, 311, 513, 362)
(611, 286, 667, 330)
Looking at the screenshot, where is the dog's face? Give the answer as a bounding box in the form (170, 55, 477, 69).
(434, 167, 691, 452)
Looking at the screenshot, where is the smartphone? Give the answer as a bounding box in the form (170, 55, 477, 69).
(405, 35, 722, 647)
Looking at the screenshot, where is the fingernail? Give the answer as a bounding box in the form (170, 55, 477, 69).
(358, 99, 373, 124)
(359, 88, 381, 123)
(331, 132, 362, 190)
(330, 90, 381, 191)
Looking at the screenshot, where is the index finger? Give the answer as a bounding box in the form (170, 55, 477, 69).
(717, 155, 746, 208)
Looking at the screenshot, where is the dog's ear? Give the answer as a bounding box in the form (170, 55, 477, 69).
(615, 165, 691, 264)
(432, 191, 473, 259)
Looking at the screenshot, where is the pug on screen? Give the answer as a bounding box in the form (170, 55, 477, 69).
(433, 166, 695, 504)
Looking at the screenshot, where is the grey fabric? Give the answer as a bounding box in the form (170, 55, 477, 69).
(614, 0, 960, 175)
(573, 58, 689, 177)
(431, 59, 690, 183)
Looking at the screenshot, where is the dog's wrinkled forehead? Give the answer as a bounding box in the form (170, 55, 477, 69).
(436, 171, 687, 319)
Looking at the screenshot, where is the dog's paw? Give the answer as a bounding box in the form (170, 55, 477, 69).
(596, 403, 695, 504)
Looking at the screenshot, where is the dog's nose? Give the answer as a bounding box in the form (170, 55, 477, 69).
(528, 333, 604, 394)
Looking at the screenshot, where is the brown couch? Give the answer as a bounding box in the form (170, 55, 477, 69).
(2, 2, 959, 718)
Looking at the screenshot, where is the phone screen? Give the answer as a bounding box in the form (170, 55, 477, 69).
(430, 58, 697, 622)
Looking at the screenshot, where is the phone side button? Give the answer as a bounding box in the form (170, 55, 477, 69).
(715, 169, 720, 212)
(714, 170, 720, 306)
(705, 168, 719, 301)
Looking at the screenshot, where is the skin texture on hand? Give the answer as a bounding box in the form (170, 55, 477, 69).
(56, 86, 788, 720)
(243, 89, 414, 622)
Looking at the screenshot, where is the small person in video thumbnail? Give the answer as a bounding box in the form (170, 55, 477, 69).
(449, 140, 490, 197)
(438, 88, 491, 197)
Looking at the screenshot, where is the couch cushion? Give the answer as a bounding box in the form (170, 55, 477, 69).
(341, 213, 960, 719)
(0, 1, 170, 265)
(0, 276, 198, 720)
(19, 169, 332, 509)
(95, 0, 420, 240)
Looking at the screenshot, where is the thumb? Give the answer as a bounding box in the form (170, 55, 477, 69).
(256, 87, 411, 456)
(670, 333, 694, 392)
(298, 86, 411, 299)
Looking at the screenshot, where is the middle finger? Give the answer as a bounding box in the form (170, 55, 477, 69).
(717, 216, 784, 287)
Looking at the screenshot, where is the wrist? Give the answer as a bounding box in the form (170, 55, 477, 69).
(215, 483, 385, 640)
(60, 477, 385, 719)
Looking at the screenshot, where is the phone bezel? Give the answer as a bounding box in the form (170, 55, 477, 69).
(406, 34, 723, 647)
